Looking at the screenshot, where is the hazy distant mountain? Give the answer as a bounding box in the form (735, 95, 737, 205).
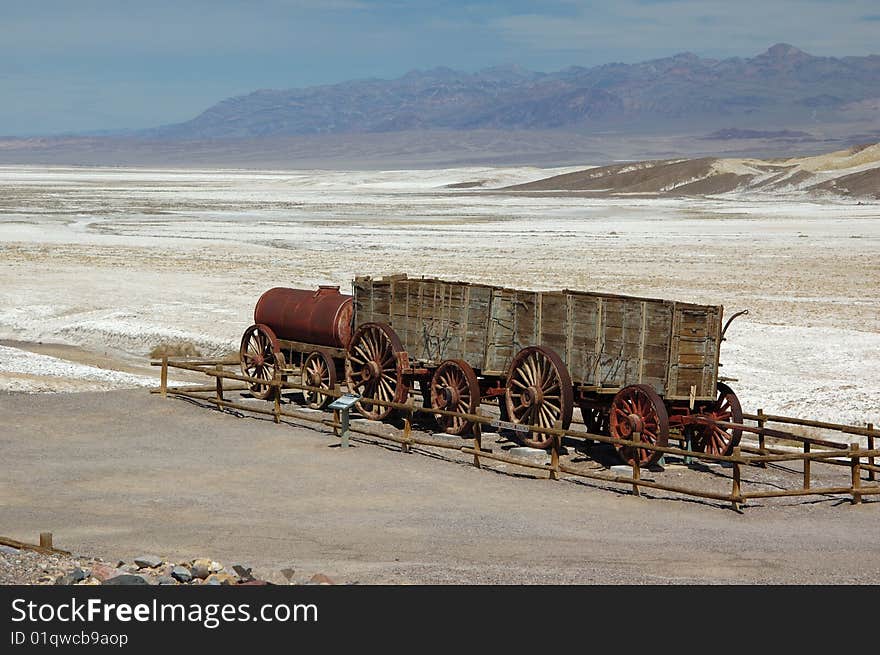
(148, 44, 880, 139)
(502, 142, 880, 199)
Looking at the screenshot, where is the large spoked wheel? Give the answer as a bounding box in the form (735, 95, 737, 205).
(688, 382, 743, 457)
(430, 359, 480, 436)
(345, 322, 409, 421)
(504, 346, 573, 449)
(609, 384, 669, 466)
(301, 351, 336, 410)
(239, 324, 287, 401)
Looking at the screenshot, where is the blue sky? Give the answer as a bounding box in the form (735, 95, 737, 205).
(2, 0, 878, 135)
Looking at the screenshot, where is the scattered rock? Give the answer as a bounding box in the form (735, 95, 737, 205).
(206, 573, 237, 585)
(279, 568, 295, 582)
(431, 432, 466, 445)
(209, 561, 223, 573)
(89, 563, 119, 582)
(233, 564, 254, 581)
(134, 554, 164, 569)
(508, 446, 551, 465)
(170, 565, 192, 583)
(0, 545, 21, 555)
(78, 577, 102, 586)
(55, 568, 86, 585)
(157, 576, 178, 585)
(190, 559, 211, 579)
(204, 578, 222, 585)
(307, 573, 335, 585)
(102, 574, 149, 586)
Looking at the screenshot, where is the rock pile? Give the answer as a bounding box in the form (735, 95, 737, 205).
(0, 545, 336, 586)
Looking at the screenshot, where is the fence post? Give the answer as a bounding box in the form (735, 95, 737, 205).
(803, 441, 810, 490)
(215, 364, 224, 402)
(39, 532, 53, 549)
(631, 431, 641, 497)
(868, 423, 875, 483)
(273, 371, 281, 424)
(756, 408, 766, 467)
(472, 422, 482, 469)
(731, 447, 742, 511)
(160, 355, 168, 398)
(550, 425, 560, 481)
(402, 405, 413, 454)
(850, 443, 862, 505)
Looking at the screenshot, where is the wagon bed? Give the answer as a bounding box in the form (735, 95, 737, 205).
(353, 274, 722, 402)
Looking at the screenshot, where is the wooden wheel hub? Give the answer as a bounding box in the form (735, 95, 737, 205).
(521, 386, 543, 407)
(362, 360, 382, 382)
(624, 413, 644, 436)
(439, 385, 460, 409)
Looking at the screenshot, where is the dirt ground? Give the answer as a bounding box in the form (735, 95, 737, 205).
(2, 388, 877, 584)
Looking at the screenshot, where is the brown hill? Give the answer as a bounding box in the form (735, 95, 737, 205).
(503, 143, 880, 198)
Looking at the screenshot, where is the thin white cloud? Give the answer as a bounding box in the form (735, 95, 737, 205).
(490, 1, 880, 57)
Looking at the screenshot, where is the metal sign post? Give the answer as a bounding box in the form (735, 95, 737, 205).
(328, 394, 361, 448)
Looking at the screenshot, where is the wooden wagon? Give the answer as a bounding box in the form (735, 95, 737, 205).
(240, 274, 744, 466)
(346, 274, 743, 465)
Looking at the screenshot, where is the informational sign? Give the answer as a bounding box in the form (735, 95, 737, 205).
(328, 393, 361, 411)
(328, 393, 361, 449)
(490, 419, 529, 434)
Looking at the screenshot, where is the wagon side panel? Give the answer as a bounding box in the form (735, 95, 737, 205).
(639, 300, 674, 395)
(353, 276, 383, 326)
(666, 304, 722, 401)
(389, 278, 480, 367)
(537, 292, 568, 364)
(463, 285, 492, 372)
(364, 276, 488, 371)
(485, 289, 516, 375)
(514, 291, 539, 354)
(596, 297, 644, 388)
(565, 292, 602, 385)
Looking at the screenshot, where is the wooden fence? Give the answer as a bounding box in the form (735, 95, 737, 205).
(152, 356, 880, 511)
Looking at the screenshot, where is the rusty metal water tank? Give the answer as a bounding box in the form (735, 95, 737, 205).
(254, 286, 353, 348)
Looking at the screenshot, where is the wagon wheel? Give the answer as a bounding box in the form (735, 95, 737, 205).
(345, 322, 409, 421)
(239, 324, 287, 401)
(504, 346, 573, 449)
(301, 351, 336, 410)
(609, 384, 669, 466)
(430, 359, 480, 436)
(688, 382, 743, 457)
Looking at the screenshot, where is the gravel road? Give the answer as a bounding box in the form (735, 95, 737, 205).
(1, 389, 878, 584)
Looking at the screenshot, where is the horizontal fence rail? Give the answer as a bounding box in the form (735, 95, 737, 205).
(151, 356, 880, 511)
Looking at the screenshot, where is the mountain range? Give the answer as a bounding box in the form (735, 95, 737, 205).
(149, 44, 880, 139)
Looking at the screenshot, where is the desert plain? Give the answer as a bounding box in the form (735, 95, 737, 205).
(0, 164, 877, 425)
